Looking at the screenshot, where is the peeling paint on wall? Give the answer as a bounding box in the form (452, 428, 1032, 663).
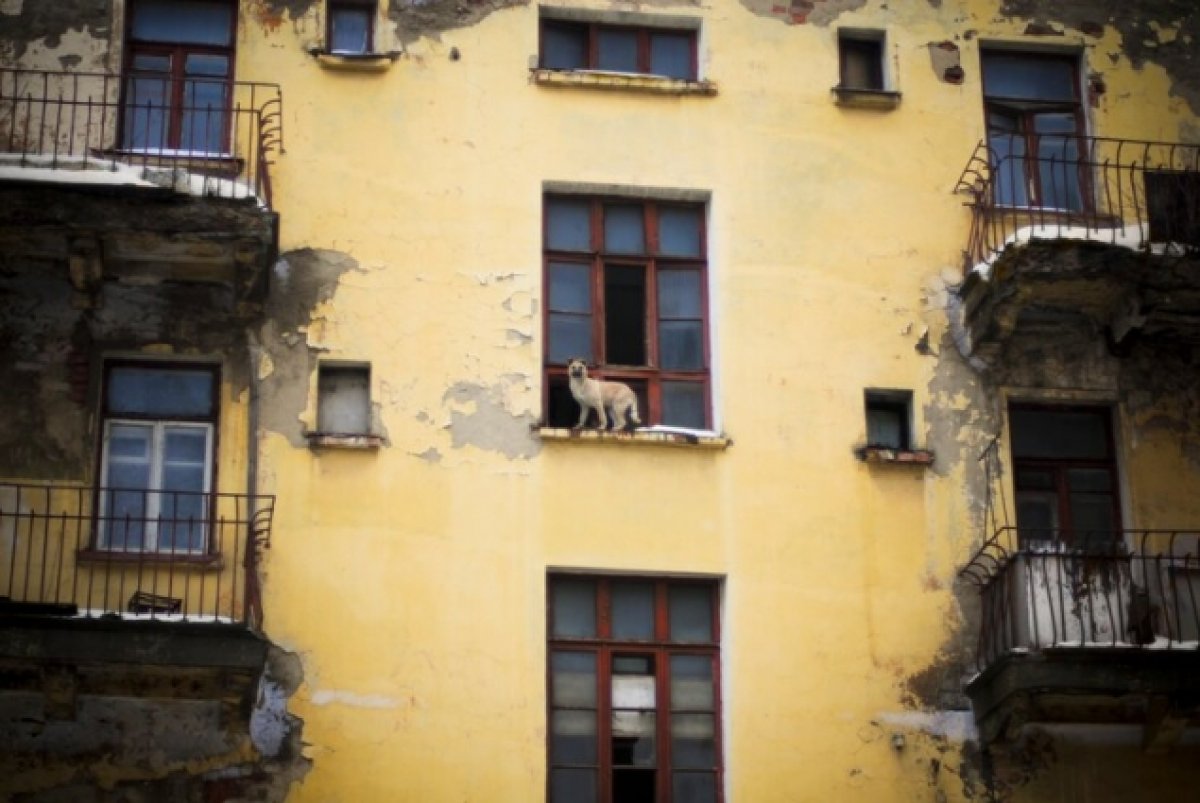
(442, 376, 540, 459)
(0, 0, 111, 60)
(387, 0, 530, 45)
(737, 0, 868, 26)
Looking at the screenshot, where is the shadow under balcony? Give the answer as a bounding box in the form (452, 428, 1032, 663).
(953, 136, 1200, 365)
(960, 527, 1200, 749)
(0, 68, 283, 303)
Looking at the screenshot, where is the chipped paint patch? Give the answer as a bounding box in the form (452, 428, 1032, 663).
(310, 689, 401, 709)
(442, 377, 540, 460)
(738, 0, 868, 26)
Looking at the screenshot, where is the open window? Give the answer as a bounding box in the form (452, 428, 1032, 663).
(981, 51, 1086, 210)
(97, 363, 218, 554)
(544, 194, 710, 430)
(122, 0, 236, 154)
(548, 575, 722, 803)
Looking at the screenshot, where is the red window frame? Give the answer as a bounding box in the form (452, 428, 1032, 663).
(121, 0, 237, 153)
(539, 19, 698, 80)
(543, 195, 711, 429)
(547, 575, 723, 803)
(327, 0, 376, 54)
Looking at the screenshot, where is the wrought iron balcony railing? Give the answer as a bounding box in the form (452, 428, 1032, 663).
(0, 483, 274, 629)
(960, 526, 1200, 673)
(955, 135, 1200, 271)
(0, 68, 283, 207)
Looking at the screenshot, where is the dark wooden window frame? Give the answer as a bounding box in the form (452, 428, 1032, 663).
(543, 195, 712, 429)
(547, 575, 723, 803)
(837, 32, 885, 92)
(980, 50, 1089, 211)
(326, 0, 376, 54)
(1010, 403, 1122, 549)
(92, 359, 222, 555)
(121, 0, 237, 153)
(539, 19, 698, 80)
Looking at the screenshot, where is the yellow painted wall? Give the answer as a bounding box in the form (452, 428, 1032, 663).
(217, 0, 1200, 800)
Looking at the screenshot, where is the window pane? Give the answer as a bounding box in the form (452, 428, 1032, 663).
(611, 710, 656, 766)
(318, 367, 370, 435)
(673, 772, 717, 803)
(548, 314, 593, 365)
(658, 207, 702, 257)
(659, 321, 704, 371)
(671, 713, 716, 768)
(123, 74, 170, 150)
(132, 0, 233, 46)
(866, 406, 903, 449)
(109, 424, 152, 460)
(987, 126, 1029, 207)
(185, 54, 229, 78)
(670, 655, 714, 711)
(331, 7, 371, 53)
(1016, 491, 1058, 543)
(543, 23, 587, 70)
(552, 578, 597, 638)
(552, 710, 597, 764)
(662, 381, 707, 429)
(162, 463, 205, 493)
(131, 53, 171, 73)
(669, 585, 713, 642)
(650, 31, 692, 79)
(658, 270, 702, 318)
(103, 488, 147, 549)
(1010, 409, 1109, 459)
(108, 367, 214, 417)
(159, 489, 207, 551)
(597, 29, 638, 72)
(983, 53, 1077, 101)
(108, 461, 151, 491)
(612, 581, 655, 639)
(841, 38, 883, 90)
(550, 769, 596, 803)
(549, 262, 592, 313)
(551, 651, 597, 707)
(546, 198, 592, 251)
(604, 205, 646, 254)
(605, 265, 647, 366)
(1036, 128, 1083, 211)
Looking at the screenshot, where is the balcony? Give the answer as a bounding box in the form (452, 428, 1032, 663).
(0, 68, 283, 301)
(953, 136, 1200, 363)
(960, 527, 1200, 747)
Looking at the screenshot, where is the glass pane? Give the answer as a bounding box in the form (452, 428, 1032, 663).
(659, 321, 704, 371)
(612, 675, 656, 709)
(1070, 494, 1116, 550)
(550, 769, 596, 803)
(548, 314, 593, 365)
(108, 367, 214, 417)
(658, 207, 702, 257)
(669, 585, 713, 642)
(1036, 128, 1083, 211)
(1016, 492, 1058, 543)
(673, 772, 718, 803)
(162, 465, 205, 495)
(331, 7, 371, 53)
(597, 29, 638, 73)
(658, 270, 702, 318)
(1068, 469, 1112, 493)
(546, 198, 591, 251)
(611, 711, 656, 766)
(123, 75, 169, 150)
(671, 713, 716, 768)
(158, 490, 206, 551)
(604, 205, 645, 254)
(1010, 409, 1109, 459)
(982, 54, 1077, 101)
(108, 461, 151, 491)
(987, 128, 1029, 207)
(317, 367, 370, 434)
(1016, 468, 1054, 490)
(552, 578, 597, 638)
(132, 0, 233, 46)
(670, 655, 714, 711)
(612, 581, 655, 639)
(651, 32, 692, 79)
(551, 651, 597, 707)
(109, 424, 152, 459)
(185, 54, 229, 78)
(131, 53, 171, 73)
(549, 262, 592, 312)
(552, 710, 597, 764)
(104, 488, 146, 549)
(866, 406, 903, 449)
(543, 23, 587, 70)
(164, 427, 208, 464)
(662, 381, 706, 430)
(182, 73, 227, 153)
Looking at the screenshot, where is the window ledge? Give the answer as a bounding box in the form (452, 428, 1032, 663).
(832, 86, 902, 110)
(537, 426, 731, 450)
(531, 68, 717, 96)
(307, 432, 385, 450)
(855, 446, 935, 466)
(310, 49, 402, 71)
(76, 549, 225, 570)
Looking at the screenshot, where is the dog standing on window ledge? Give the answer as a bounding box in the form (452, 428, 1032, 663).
(567, 359, 641, 431)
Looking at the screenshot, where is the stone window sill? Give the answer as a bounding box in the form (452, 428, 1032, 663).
(307, 432, 385, 450)
(310, 49, 402, 72)
(832, 86, 902, 110)
(855, 446, 934, 466)
(537, 426, 731, 450)
(531, 68, 717, 96)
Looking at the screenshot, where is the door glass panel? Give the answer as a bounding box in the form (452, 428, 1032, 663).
(669, 585, 713, 642)
(1035, 118, 1083, 210)
(673, 772, 718, 803)
(123, 73, 170, 150)
(597, 29, 638, 72)
(650, 32, 692, 79)
(1016, 491, 1058, 544)
(986, 115, 1029, 207)
(611, 581, 655, 640)
(604, 205, 645, 254)
(550, 769, 596, 803)
(662, 382, 706, 430)
(552, 578, 597, 638)
(547, 199, 592, 251)
(132, 0, 234, 46)
(182, 59, 228, 153)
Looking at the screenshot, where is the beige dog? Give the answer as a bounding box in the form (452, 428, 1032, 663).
(567, 359, 641, 430)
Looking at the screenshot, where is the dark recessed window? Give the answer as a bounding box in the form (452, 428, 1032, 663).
(317, 363, 371, 435)
(328, 0, 374, 54)
(838, 32, 885, 91)
(865, 389, 912, 450)
(540, 19, 697, 80)
(544, 194, 710, 429)
(548, 575, 722, 803)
